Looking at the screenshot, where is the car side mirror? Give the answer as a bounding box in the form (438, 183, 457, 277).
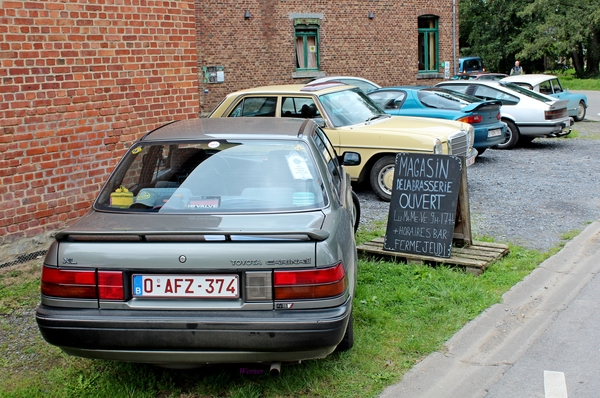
(339, 152, 361, 166)
(313, 117, 326, 128)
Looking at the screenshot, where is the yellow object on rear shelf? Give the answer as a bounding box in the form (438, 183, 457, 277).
(110, 186, 134, 208)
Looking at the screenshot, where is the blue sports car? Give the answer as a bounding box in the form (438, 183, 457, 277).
(368, 86, 507, 154)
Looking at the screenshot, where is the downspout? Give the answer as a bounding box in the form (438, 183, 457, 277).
(453, 0, 457, 75)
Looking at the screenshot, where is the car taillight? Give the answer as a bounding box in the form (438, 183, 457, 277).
(273, 263, 346, 300)
(41, 266, 124, 300)
(457, 115, 483, 124)
(497, 112, 501, 120)
(98, 271, 125, 300)
(545, 108, 567, 120)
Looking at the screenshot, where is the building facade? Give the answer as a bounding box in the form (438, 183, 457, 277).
(0, 0, 458, 264)
(195, 0, 458, 114)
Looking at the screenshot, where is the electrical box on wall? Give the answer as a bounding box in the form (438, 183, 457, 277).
(203, 66, 225, 83)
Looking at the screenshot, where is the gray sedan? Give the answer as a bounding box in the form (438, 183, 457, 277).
(36, 117, 360, 371)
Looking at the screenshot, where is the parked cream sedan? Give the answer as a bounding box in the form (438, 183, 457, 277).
(209, 82, 476, 201)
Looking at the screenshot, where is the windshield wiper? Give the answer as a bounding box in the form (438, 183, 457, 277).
(365, 114, 389, 123)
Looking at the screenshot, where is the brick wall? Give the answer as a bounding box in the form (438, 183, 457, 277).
(0, 0, 457, 264)
(0, 0, 199, 262)
(195, 0, 458, 114)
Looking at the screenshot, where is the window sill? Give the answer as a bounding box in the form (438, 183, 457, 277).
(417, 72, 444, 79)
(292, 70, 326, 79)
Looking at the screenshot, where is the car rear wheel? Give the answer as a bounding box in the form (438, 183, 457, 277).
(351, 191, 361, 233)
(493, 119, 519, 150)
(575, 100, 586, 122)
(370, 156, 395, 202)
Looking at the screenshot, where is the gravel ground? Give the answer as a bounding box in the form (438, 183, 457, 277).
(355, 120, 600, 252)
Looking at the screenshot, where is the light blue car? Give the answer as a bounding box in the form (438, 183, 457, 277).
(501, 74, 588, 121)
(367, 86, 507, 154)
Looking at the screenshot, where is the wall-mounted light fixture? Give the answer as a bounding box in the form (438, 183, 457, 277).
(368, 12, 374, 19)
(244, 10, 251, 19)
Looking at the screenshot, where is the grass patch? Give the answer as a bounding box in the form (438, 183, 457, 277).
(0, 230, 570, 397)
(553, 72, 600, 91)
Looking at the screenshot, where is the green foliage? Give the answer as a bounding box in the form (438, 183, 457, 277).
(459, 0, 600, 76)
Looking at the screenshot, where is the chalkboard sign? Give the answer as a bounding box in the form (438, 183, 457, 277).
(384, 153, 463, 258)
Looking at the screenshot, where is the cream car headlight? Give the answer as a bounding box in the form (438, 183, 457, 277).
(433, 138, 443, 154)
(466, 124, 475, 150)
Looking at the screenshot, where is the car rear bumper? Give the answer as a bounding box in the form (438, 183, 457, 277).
(473, 125, 506, 149)
(518, 119, 573, 137)
(36, 299, 352, 365)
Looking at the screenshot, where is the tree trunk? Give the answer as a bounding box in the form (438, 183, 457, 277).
(571, 46, 585, 77)
(585, 29, 600, 76)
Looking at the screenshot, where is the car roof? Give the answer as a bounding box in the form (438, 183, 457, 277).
(372, 85, 431, 90)
(311, 75, 380, 84)
(142, 117, 315, 142)
(226, 82, 354, 96)
(501, 74, 558, 85)
(439, 80, 503, 87)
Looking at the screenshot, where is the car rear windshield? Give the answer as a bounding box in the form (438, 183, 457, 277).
(418, 89, 480, 110)
(500, 82, 555, 104)
(95, 140, 328, 213)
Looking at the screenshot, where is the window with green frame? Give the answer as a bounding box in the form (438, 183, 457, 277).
(418, 15, 439, 73)
(295, 21, 320, 71)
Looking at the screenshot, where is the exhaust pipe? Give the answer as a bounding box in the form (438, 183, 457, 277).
(269, 362, 281, 377)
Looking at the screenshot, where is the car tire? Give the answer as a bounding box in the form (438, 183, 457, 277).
(370, 156, 395, 202)
(336, 311, 354, 352)
(351, 191, 361, 233)
(574, 100, 586, 122)
(493, 119, 519, 150)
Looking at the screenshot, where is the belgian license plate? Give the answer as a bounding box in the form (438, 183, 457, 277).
(488, 128, 502, 137)
(467, 153, 477, 167)
(132, 274, 239, 298)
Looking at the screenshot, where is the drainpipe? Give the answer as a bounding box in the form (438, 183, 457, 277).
(453, 0, 457, 75)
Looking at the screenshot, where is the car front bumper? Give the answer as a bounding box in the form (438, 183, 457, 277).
(36, 299, 352, 365)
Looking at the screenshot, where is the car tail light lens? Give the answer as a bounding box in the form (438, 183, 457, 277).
(273, 263, 346, 300)
(457, 115, 483, 124)
(41, 266, 124, 300)
(497, 112, 501, 120)
(98, 271, 125, 300)
(545, 108, 567, 120)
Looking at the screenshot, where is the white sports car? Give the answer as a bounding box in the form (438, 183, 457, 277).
(500, 74, 588, 122)
(435, 80, 573, 149)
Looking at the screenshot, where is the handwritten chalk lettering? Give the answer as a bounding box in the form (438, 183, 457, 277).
(430, 212, 455, 225)
(385, 153, 462, 258)
(398, 193, 446, 210)
(396, 178, 453, 194)
(394, 226, 431, 238)
(397, 156, 449, 179)
(392, 239, 450, 257)
(393, 210, 429, 224)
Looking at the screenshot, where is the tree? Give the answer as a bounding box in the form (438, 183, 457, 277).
(517, 0, 600, 76)
(459, 0, 600, 76)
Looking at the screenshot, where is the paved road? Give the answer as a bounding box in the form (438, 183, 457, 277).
(380, 221, 600, 398)
(572, 90, 600, 121)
